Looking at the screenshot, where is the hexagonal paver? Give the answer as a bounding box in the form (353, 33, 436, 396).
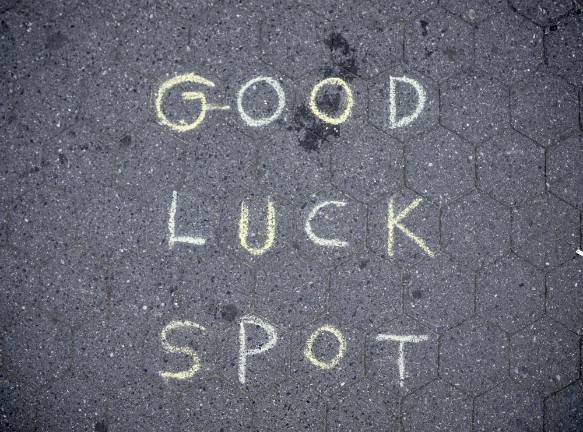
(440, 71, 509, 144)
(477, 254, 545, 333)
(368, 67, 439, 143)
(327, 380, 400, 431)
(475, 13, 543, 85)
(258, 122, 332, 201)
(441, 0, 506, 23)
(442, 192, 511, 270)
(367, 315, 438, 393)
(331, 121, 403, 203)
(403, 255, 474, 332)
(510, 0, 574, 26)
(311, 0, 438, 22)
(114, 5, 192, 77)
(253, 380, 326, 431)
(405, 126, 475, 205)
(510, 317, 579, 393)
(512, 194, 579, 269)
(547, 16, 583, 87)
(2, 311, 72, 388)
(548, 135, 583, 210)
(326, 13, 402, 79)
(295, 187, 366, 266)
(179, 378, 253, 431)
(402, 380, 472, 431)
(474, 378, 544, 431)
(405, 7, 473, 81)
(188, 3, 261, 67)
(477, 128, 545, 207)
(259, 4, 328, 79)
(289, 318, 364, 396)
(255, 251, 329, 329)
(545, 380, 583, 431)
(441, 319, 508, 395)
(368, 189, 440, 262)
(329, 255, 401, 332)
(511, 71, 579, 146)
(547, 257, 583, 335)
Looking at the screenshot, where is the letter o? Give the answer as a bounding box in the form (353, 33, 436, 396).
(308, 77, 353, 125)
(237, 76, 286, 127)
(303, 324, 346, 370)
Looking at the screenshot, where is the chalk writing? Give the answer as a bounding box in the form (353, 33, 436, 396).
(155, 73, 230, 132)
(158, 320, 206, 380)
(158, 317, 431, 387)
(155, 73, 427, 131)
(305, 200, 349, 248)
(168, 191, 206, 248)
(238, 198, 276, 256)
(389, 76, 427, 129)
(308, 77, 354, 125)
(375, 334, 429, 387)
(168, 193, 436, 258)
(238, 315, 278, 384)
(237, 76, 286, 127)
(387, 197, 435, 257)
(303, 324, 346, 370)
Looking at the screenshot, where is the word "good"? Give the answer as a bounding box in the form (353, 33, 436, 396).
(159, 316, 429, 387)
(155, 73, 427, 131)
(169, 192, 435, 258)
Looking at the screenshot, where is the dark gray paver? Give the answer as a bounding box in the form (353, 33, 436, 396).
(441, 192, 511, 270)
(473, 378, 544, 431)
(402, 379, 472, 431)
(476, 128, 545, 207)
(327, 379, 400, 432)
(510, 317, 579, 393)
(545, 380, 583, 431)
(547, 257, 583, 335)
(510, 0, 574, 26)
(477, 254, 545, 333)
(511, 193, 579, 269)
(475, 12, 543, 85)
(403, 255, 474, 332)
(404, 7, 474, 81)
(440, 70, 509, 144)
(546, 15, 583, 87)
(259, 4, 329, 79)
(325, 11, 403, 79)
(405, 126, 475, 205)
(331, 119, 403, 203)
(510, 70, 579, 147)
(329, 255, 401, 332)
(441, 0, 506, 24)
(547, 135, 583, 210)
(440, 318, 509, 395)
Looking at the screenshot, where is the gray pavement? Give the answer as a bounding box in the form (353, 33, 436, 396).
(1, 0, 583, 431)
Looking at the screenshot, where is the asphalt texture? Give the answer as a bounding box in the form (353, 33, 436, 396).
(1, 0, 583, 431)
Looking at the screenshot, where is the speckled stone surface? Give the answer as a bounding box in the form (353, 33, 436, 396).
(1, 1, 582, 431)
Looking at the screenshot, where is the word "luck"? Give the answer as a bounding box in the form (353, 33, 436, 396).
(159, 316, 429, 387)
(169, 192, 435, 257)
(155, 73, 427, 132)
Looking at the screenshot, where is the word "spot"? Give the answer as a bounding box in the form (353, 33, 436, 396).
(158, 316, 429, 387)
